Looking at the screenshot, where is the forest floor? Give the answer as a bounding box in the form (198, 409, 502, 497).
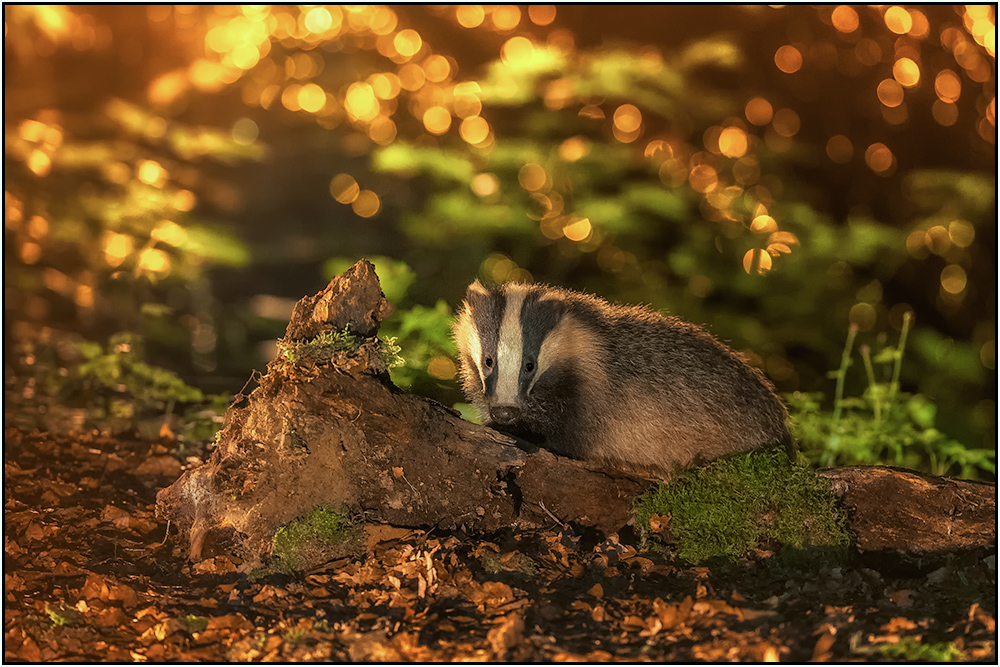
(3, 425, 997, 663)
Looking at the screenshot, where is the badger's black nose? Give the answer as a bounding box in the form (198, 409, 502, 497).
(489, 406, 521, 425)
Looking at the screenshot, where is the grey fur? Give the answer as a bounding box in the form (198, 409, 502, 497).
(453, 280, 792, 477)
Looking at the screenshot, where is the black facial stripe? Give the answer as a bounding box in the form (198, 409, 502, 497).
(519, 291, 562, 395)
(470, 289, 505, 371)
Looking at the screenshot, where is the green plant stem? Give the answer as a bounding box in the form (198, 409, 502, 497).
(860, 344, 881, 424)
(888, 311, 912, 406)
(831, 324, 858, 425)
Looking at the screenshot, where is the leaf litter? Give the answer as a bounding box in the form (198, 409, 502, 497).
(3, 426, 996, 662)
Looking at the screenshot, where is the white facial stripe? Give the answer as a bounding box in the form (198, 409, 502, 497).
(465, 312, 485, 389)
(494, 290, 525, 405)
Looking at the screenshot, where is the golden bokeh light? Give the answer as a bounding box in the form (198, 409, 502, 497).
(423, 55, 451, 83)
(932, 99, 959, 126)
(948, 219, 975, 247)
(27, 150, 52, 177)
(150, 220, 185, 246)
(877, 78, 904, 107)
(934, 69, 961, 103)
(459, 116, 490, 144)
(892, 57, 920, 87)
(427, 356, 457, 380)
(613, 104, 642, 133)
(544, 78, 574, 110)
(456, 5, 485, 29)
(883, 6, 912, 35)
(940, 264, 967, 294)
(232, 117, 259, 145)
(718, 126, 748, 158)
(613, 125, 641, 144)
(831, 5, 859, 33)
(774, 45, 802, 74)
(351, 190, 380, 217)
(864, 142, 894, 175)
(138, 247, 170, 275)
(297, 83, 326, 113)
(562, 216, 592, 242)
(518, 163, 547, 191)
(423, 106, 452, 135)
(398, 63, 426, 91)
(454, 90, 483, 118)
(501, 36, 534, 64)
(330, 173, 360, 204)
(772, 108, 800, 137)
(733, 156, 760, 185)
(26, 215, 48, 240)
(559, 136, 590, 161)
(491, 5, 521, 31)
(173, 189, 196, 212)
(303, 6, 333, 34)
(905, 229, 929, 258)
(825, 134, 853, 163)
(393, 29, 422, 59)
(924, 225, 951, 255)
(471, 172, 499, 197)
(688, 164, 718, 193)
(345, 82, 380, 122)
(742, 248, 772, 274)
(369, 117, 397, 145)
(908, 8, 930, 38)
(528, 5, 557, 26)
(369, 6, 396, 35)
(745, 97, 773, 126)
(281, 84, 302, 112)
(20, 242, 42, 264)
(136, 160, 166, 186)
(369, 73, 401, 100)
(750, 214, 778, 233)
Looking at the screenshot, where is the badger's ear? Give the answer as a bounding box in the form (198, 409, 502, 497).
(466, 279, 489, 298)
(463, 279, 490, 310)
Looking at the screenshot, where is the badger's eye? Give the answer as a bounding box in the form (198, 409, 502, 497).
(524, 361, 535, 373)
(484, 357, 494, 369)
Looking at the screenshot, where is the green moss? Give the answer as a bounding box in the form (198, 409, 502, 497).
(272, 504, 353, 571)
(633, 447, 849, 565)
(857, 636, 966, 662)
(178, 614, 209, 633)
(278, 326, 403, 371)
(378, 335, 404, 370)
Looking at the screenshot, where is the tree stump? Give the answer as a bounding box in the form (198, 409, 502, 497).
(156, 260, 996, 571)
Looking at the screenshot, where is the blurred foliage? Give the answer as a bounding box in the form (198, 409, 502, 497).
(4, 332, 229, 442)
(788, 315, 995, 479)
(3, 6, 995, 474)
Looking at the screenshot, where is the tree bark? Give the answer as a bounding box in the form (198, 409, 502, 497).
(156, 260, 995, 571)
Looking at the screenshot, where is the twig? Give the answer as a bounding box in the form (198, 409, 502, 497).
(538, 501, 567, 529)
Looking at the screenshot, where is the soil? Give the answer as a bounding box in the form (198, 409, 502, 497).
(4, 426, 996, 662)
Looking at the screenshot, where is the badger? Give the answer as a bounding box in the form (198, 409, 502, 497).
(453, 279, 792, 477)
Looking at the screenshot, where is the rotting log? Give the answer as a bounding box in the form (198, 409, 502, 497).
(156, 260, 996, 570)
(819, 466, 996, 572)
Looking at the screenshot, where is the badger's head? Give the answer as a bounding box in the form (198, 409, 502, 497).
(453, 280, 588, 439)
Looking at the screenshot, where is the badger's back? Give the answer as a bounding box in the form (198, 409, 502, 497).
(453, 280, 790, 476)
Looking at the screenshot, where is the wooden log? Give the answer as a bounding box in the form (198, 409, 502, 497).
(819, 465, 996, 572)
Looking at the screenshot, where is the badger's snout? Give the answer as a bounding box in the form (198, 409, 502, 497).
(489, 405, 521, 425)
